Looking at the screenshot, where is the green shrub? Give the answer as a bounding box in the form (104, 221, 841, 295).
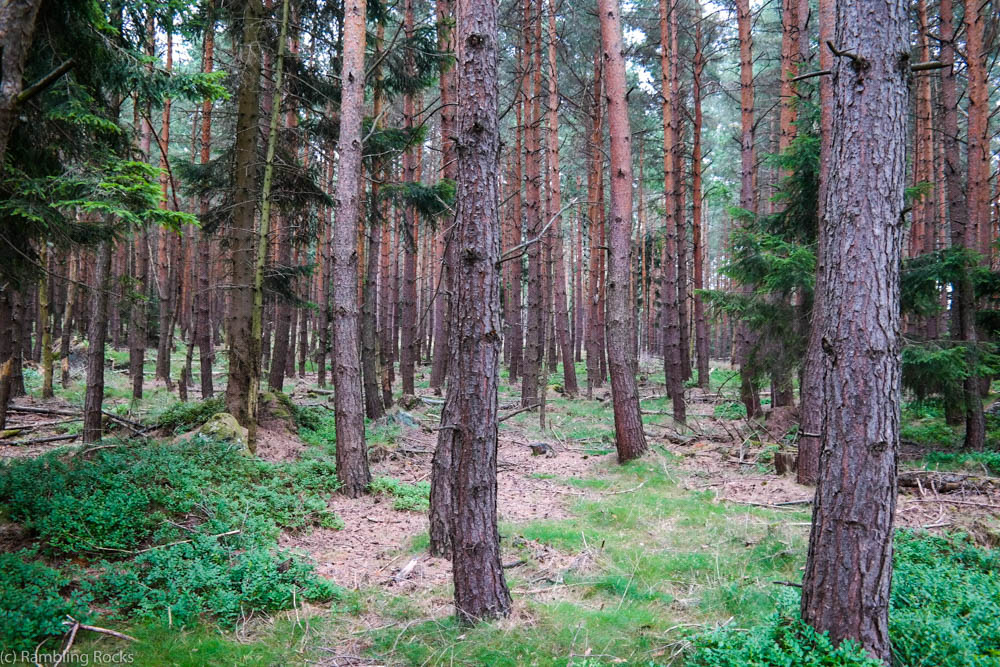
(0, 549, 92, 652)
(369, 476, 430, 512)
(684, 605, 881, 666)
(714, 402, 747, 420)
(155, 396, 225, 433)
(88, 535, 339, 628)
(918, 450, 1000, 476)
(890, 530, 1000, 667)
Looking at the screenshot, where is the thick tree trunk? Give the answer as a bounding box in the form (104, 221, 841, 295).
(439, 0, 512, 621)
(0, 0, 44, 165)
(331, 0, 372, 497)
(225, 0, 264, 435)
(800, 2, 908, 661)
(600, 0, 648, 463)
(83, 241, 113, 443)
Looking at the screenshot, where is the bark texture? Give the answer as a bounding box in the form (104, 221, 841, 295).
(800, 1, 909, 661)
(438, 0, 512, 622)
(600, 0, 647, 463)
(332, 0, 372, 497)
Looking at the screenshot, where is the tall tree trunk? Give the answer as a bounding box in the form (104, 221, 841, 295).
(399, 0, 418, 397)
(585, 49, 604, 397)
(197, 7, 215, 399)
(965, 1, 990, 264)
(942, 0, 985, 449)
(430, 0, 457, 395)
(659, 0, 684, 421)
(225, 0, 265, 436)
(545, 0, 579, 396)
(440, 0, 512, 622)
(507, 99, 525, 382)
(734, 0, 761, 419)
(38, 243, 54, 398)
(692, 17, 709, 389)
(600, 0, 648, 463)
(332, 0, 372, 497)
(318, 157, 333, 388)
(797, 0, 834, 484)
(83, 241, 113, 443)
(155, 19, 175, 390)
(60, 252, 78, 389)
(520, 0, 544, 409)
(800, 1, 909, 661)
(362, 193, 385, 420)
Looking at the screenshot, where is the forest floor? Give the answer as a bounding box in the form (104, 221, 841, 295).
(2, 349, 999, 665)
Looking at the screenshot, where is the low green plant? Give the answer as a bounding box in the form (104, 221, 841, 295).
(0, 549, 93, 652)
(88, 534, 340, 628)
(917, 450, 1000, 476)
(154, 396, 225, 434)
(684, 602, 881, 667)
(369, 476, 430, 512)
(714, 401, 747, 420)
(890, 530, 1000, 667)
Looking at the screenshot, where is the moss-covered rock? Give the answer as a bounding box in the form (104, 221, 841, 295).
(259, 391, 296, 422)
(177, 413, 250, 452)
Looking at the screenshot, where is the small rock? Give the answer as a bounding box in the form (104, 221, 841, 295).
(177, 412, 250, 453)
(399, 394, 421, 410)
(529, 442, 556, 458)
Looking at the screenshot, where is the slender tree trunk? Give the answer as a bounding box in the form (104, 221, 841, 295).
(600, 0, 648, 463)
(965, 1, 990, 264)
(38, 243, 54, 398)
(508, 99, 525, 382)
(585, 49, 604, 397)
(400, 0, 418, 397)
(659, 0, 684, 421)
(692, 18, 709, 389)
(83, 241, 113, 443)
(362, 191, 385, 420)
(155, 20, 175, 390)
(430, 0, 457, 395)
(797, 0, 834, 484)
(332, 0, 372, 497)
(197, 9, 215, 399)
(520, 0, 544, 409)
(734, 0, 761, 419)
(440, 0, 512, 621)
(800, 2, 908, 661)
(60, 253, 78, 389)
(545, 0, 578, 396)
(318, 157, 333, 388)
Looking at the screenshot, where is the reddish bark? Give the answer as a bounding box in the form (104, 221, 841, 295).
(599, 0, 648, 463)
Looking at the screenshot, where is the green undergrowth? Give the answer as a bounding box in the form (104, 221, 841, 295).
(0, 435, 343, 651)
(369, 476, 431, 512)
(360, 451, 1000, 667)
